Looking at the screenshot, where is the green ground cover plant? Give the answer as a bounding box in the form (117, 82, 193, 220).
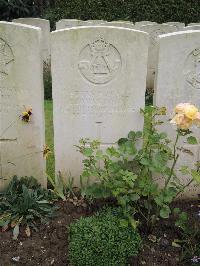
(68, 207, 141, 266)
(0, 176, 57, 239)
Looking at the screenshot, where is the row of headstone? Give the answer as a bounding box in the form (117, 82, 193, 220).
(11, 18, 200, 90)
(0, 20, 200, 198)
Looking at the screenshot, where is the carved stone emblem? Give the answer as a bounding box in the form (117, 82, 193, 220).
(184, 48, 200, 89)
(0, 38, 14, 80)
(78, 37, 121, 84)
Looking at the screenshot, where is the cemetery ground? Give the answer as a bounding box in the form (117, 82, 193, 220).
(0, 193, 199, 265)
(0, 100, 199, 266)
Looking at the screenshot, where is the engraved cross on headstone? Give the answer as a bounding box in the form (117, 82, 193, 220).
(95, 121, 117, 168)
(95, 121, 117, 147)
(85, 121, 117, 159)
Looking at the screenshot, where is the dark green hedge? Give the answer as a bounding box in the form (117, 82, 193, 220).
(43, 0, 200, 29)
(0, 0, 39, 21)
(68, 208, 141, 266)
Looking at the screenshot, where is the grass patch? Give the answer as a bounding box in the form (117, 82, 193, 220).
(44, 100, 55, 178)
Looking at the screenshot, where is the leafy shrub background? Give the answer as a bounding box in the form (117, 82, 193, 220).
(68, 208, 141, 266)
(1, 1, 200, 29)
(0, 0, 39, 21)
(43, 0, 200, 29)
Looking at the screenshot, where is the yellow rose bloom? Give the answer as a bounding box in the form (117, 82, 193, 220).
(175, 103, 187, 113)
(170, 113, 192, 130)
(184, 104, 198, 120)
(172, 103, 200, 130)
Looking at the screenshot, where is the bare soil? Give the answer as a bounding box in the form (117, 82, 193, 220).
(0, 199, 199, 266)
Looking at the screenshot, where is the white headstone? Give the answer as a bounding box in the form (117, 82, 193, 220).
(86, 20, 106, 24)
(134, 21, 157, 29)
(103, 21, 135, 29)
(112, 20, 132, 23)
(12, 18, 50, 63)
(139, 24, 177, 89)
(0, 22, 46, 190)
(56, 19, 94, 30)
(51, 26, 149, 184)
(154, 30, 200, 198)
(163, 22, 185, 30)
(184, 25, 200, 31)
(188, 23, 200, 26)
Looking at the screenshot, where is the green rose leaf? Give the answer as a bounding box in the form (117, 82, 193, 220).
(83, 148, 93, 157)
(135, 131, 143, 138)
(128, 131, 136, 140)
(118, 138, 128, 146)
(187, 136, 198, 145)
(191, 169, 200, 184)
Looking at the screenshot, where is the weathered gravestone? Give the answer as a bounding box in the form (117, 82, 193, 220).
(13, 18, 50, 62)
(86, 20, 107, 24)
(134, 21, 157, 29)
(139, 24, 177, 90)
(111, 20, 132, 23)
(154, 31, 200, 198)
(188, 23, 200, 26)
(56, 19, 103, 30)
(184, 25, 200, 31)
(163, 22, 185, 30)
(0, 22, 46, 190)
(103, 21, 135, 29)
(51, 26, 149, 184)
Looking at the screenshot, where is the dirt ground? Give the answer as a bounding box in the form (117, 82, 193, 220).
(0, 199, 199, 266)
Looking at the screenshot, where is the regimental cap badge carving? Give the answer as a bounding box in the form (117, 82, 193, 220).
(78, 36, 121, 85)
(90, 37, 110, 56)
